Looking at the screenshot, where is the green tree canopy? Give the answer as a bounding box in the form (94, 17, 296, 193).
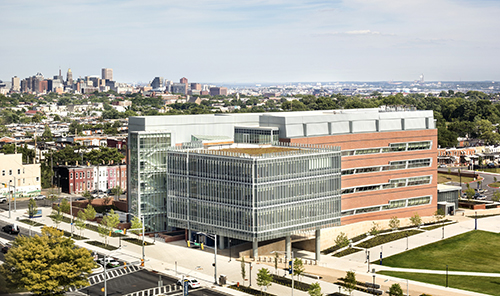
(256, 268, 272, 293)
(308, 282, 323, 296)
(0, 227, 94, 295)
(388, 283, 403, 296)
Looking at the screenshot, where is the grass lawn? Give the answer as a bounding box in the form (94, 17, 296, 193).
(378, 271, 500, 296)
(437, 173, 475, 184)
(489, 182, 500, 188)
(379, 230, 500, 273)
(478, 168, 500, 174)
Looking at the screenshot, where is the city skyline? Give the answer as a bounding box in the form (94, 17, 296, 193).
(2, 0, 500, 84)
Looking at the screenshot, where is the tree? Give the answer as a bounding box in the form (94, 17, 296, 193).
(256, 268, 272, 294)
(41, 125, 53, 141)
(308, 282, 322, 296)
(60, 198, 70, 214)
(27, 198, 38, 219)
(410, 213, 422, 228)
(131, 216, 143, 235)
(50, 205, 63, 229)
(75, 211, 87, 237)
(388, 283, 403, 296)
(493, 191, 500, 202)
(241, 257, 246, 285)
(464, 187, 476, 201)
(82, 190, 91, 199)
(83, 204, 96, 221)
(100, 210, 120, 246)
(293, 258, 305, 279)
(434, 209, 445, 222)
(335, 232, 349, 248)
(344, 271, 356, 295)
(0, 227, 94, 295)
(389, 216, 400, 231)
(370, 222, 380, 236)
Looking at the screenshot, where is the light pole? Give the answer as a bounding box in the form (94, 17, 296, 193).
(406, 233, 409, 250)
(446, 265, 449, 288)
(228, 238, 232, 262)
(475, 211, 478, 230)
(367, 250, 370, 273)
(199, 232, 218, 285)
(126, 212, 145, 266)
(103, 247, 123, 296)
(271, 250, 294, 296)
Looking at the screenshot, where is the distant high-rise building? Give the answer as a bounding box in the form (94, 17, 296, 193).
(180, 77, 188, 84)
(190, 83, 201, 90)
(171, 83, 188, 95)
(102, 68, 113, 80)
(151, 77, 164, 89)
(420, 74, 424, 83)
(67, 68, 73, 86)
(209, 87, 228, 96)
(11, 76, 20, 92)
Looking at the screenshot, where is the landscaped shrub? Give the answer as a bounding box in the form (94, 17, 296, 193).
(334, 247, 363, 257)
(271, 274, 311, 291)
(85, 240, 118, 251)
(229, 284, 276, 296)
(357, 230, 422, 249)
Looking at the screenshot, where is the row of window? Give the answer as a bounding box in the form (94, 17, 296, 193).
(70, 170, 125, 179)
(341, 195, 432, 216)
(342, 158, 432, 175)
(341, 175, 432, 194)
(341, 141, 432, 157)
(2, 168, 25, 176)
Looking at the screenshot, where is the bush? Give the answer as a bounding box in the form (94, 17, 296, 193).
(334, 247, 363, 257)
(85, 240, 118, 251)
(357, 230, 422, 249)
(229, 284, 276, 296)
(271, 274, 311, 291)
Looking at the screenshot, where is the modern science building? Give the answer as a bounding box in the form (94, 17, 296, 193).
(128, 108, 438, 259)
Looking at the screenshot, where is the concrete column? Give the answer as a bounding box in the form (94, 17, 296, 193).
(285, 235, 291, 261)
(315, 229, 321, 262)
(252, 240, 258, 259)
(188, 229, 192, 242)
(219, 236, 225, 250)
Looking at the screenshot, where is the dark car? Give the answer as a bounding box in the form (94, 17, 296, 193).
(1, 243, 12, 253)
(2, 225, 20, 235)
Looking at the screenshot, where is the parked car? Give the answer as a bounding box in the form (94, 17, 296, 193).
(475, 194, 487, 200)
(0, 196, 7, 203)
(106, 260, 120, 268)
(2, 224, 20, 235)
(32, 194, 46, 200)
(177, 278, 201, 289)
(438, 164, 447, 168)
(74, 197, 86, 201)
(1, 243, 11, 253)
(487, 162, 496, 168)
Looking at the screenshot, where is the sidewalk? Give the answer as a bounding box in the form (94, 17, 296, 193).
(0, 205, 497, 296)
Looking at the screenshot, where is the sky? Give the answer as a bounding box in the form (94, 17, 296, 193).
(1, 0, 500, 84)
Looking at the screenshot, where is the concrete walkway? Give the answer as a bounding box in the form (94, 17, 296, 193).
(2, 205, 500, 296)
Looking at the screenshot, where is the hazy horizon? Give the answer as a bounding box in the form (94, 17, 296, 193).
(2, 0, 500, 84)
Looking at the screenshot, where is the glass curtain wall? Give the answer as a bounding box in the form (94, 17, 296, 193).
(128, 131, 171, 232)
(167, 144, 341, 242)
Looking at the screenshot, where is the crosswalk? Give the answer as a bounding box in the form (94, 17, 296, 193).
(67, 265, 142, 292)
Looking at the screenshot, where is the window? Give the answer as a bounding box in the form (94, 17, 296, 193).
(1, 170, 4, 176)
(70, 173, 73, 179)
(87, 172, 90, 178)
(9, 170, 12, 175)
(17, 169, 21, 175)
(36, 177, 40, 182)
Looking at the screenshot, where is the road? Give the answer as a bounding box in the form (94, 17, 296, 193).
(81, 269, 177, 296)
(439, 167, 500, 201)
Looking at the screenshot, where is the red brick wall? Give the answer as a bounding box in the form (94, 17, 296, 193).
(283, 129, 438, 223)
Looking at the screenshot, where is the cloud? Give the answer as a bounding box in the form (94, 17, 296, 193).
(345, 30, 380, 35)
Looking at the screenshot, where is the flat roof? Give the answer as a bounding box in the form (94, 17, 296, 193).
(220, 147, 299, 156)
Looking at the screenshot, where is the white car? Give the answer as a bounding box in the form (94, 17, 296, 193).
(32, 194, 46, 200)
(177, 278, 201, 289)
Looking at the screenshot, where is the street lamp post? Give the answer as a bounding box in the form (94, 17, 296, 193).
(126, 213, 145, 265)
(446, 265, 449, 287)
(228, 238, 232, 262)
(271, 250, 294, 296)
(475, 211, 478, 230)
(199, 232, 218, 285)
(103, 247, 123, 296)
(406, 233, 409, 250)
(367, 250, 370, 273)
